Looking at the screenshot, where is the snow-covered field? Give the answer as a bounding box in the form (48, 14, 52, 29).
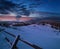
(0, 24, 60, 49)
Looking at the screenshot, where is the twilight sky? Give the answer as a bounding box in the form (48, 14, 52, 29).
(0, 0, 60, 17)
(11, 0, 60, 13)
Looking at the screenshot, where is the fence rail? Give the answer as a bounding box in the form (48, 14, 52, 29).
(0, 27, 42, 49)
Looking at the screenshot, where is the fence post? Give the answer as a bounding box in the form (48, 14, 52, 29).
(11, 35, 20, 49)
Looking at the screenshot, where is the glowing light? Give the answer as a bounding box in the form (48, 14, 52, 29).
(9, 12, 17, 16)
(29, 13, 40, 17)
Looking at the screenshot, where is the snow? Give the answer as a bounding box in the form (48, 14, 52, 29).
(0, 24, 60, 49)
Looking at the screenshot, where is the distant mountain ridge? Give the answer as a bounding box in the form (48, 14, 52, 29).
(43, 16, 60, 22)
(0, 11, 60, 22)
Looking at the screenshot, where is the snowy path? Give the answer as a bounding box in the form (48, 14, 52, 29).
(0, 24, 60, 49)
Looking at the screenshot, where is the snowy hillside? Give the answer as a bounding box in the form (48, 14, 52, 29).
(0, 24, 60, 49)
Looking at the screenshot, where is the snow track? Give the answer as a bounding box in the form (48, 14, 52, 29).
(0, 24, 60, 49)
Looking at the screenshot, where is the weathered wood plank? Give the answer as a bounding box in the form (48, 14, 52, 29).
(10, 35, 20, 49)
